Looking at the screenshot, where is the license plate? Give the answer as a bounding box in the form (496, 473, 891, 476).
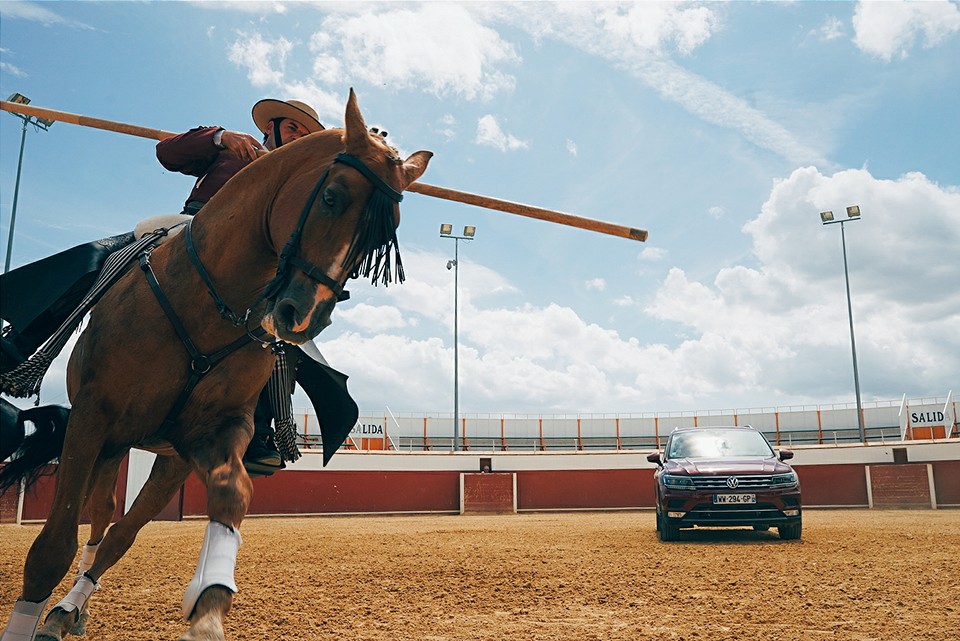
(714, 494, 756, 504)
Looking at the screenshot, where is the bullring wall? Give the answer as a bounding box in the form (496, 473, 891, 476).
(159, 441, 959, 518)
(2, 441, 957, 523)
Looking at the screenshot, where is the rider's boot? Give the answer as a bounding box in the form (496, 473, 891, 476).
(242, 390, 284, 477)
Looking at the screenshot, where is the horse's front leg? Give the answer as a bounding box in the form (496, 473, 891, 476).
(179, 418, 253, 641)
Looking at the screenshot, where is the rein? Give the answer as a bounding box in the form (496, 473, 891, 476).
(142, 152, 404, 431)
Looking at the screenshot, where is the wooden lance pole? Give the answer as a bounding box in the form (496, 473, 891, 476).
(1, 100, 648, 242)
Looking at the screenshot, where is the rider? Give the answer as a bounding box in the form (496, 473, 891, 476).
(155, 98, 324, 475)
(1, 98, 341, 476)
(156, 99, 321, 216)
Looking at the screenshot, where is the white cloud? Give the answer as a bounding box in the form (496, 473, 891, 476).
(435, 114, 457, 142)
(311, 4, 519, 101)
(0, 61, 26, 77)
(190, 1, 287, 14)
(640, 247, 667, 261)
(565, 139, 578, 156)
(228, 31, 343, 123)
(475, 115, 529, 152)
(335, 303, 410, 333)
(816, 16, 846, 42)
(521, 2, 718, 56)
(707, 206, 725, 220)
(853, 0, 960, 61)
(0, 0, 95, 29)
(487, 3, 828, 166)
(226, 4, 522, 124)
(228, 31, 295, 88)
(586, 278, 606, 291)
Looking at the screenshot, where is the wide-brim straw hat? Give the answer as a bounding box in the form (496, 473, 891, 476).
(251, 99, 324, 134)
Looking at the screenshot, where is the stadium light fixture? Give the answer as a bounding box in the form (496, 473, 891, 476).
(4, 93, 55, 273)
(440, 223, 477, 451)
(819, 205, 865, 442)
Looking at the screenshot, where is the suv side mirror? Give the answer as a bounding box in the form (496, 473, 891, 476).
(646, 451, 663, 465)
(778, 449, 794, 461)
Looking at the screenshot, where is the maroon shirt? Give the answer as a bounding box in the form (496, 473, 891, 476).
(156, 126, 253, 211)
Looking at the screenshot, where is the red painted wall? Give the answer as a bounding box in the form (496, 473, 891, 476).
(795, 464, 869, 506)
(933, 461, 960, 505)
(516, 469, 656, 511)
(181, 470, 461, 517)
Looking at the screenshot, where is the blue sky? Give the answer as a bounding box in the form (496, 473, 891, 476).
(1, 1, 958, 416)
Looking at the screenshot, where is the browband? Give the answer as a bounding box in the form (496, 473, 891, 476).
(335, 153, 403, 203)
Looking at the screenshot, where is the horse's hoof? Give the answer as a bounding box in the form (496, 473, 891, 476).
(177, 616, 225, 641)
(70, 609, 90, 635)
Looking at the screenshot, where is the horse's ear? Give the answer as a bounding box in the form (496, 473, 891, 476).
(400, 150, 433, 189)
(344, 87, 368, 153)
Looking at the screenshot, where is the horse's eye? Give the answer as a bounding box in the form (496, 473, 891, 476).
(322, 189, 337, 208)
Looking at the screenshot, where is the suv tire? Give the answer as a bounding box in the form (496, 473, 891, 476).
(778, 520, 802, 540)
(656, 511, 681, 542)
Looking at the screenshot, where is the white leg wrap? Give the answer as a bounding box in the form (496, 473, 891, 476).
(182, 521, 242, 621)
(1, 597, 50, 641)
(76, 543, 99, 579)
(51, 575, 99, 614)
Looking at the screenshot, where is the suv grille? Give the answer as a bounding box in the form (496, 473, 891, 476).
(687, 503, 784, 522)
(691, 475, 776, 490)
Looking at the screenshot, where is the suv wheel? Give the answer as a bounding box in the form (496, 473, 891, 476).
(656, 510, 681, 542)
(778, 520, 802, 540)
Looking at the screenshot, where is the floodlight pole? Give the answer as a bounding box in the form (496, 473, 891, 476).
(441, 225, 475, 451)
(822, 211, 865, 442)
(4, 96, 53, 273)
(453, 236, 461, 451)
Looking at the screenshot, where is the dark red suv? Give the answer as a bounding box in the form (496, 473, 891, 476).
(647, 426, 802, 541)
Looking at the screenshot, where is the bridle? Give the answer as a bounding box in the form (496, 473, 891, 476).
(187, 152, 403, 340)
(139, 151, 403, 428)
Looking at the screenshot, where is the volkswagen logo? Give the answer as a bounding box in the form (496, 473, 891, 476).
(725, 476, 740, 489)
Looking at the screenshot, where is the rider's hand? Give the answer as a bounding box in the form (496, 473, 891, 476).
(217, 130, 265, 162)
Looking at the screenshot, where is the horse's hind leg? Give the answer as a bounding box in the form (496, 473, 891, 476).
(179, 418, 253, 641)
(2, 413, 103, 641)
(36, 452, 127, 640)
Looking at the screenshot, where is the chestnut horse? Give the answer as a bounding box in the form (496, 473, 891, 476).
(0, 89, 431, 641)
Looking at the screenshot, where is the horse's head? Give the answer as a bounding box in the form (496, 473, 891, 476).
(260, 89, 432, 343)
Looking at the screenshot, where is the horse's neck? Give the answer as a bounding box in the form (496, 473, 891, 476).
(169, 196, 276, 330)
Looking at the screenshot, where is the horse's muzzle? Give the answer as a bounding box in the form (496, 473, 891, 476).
(262, 292, 335, 343)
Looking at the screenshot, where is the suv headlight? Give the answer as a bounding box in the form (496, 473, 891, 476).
(663, 474, 694, 489)
(770, 472, 798, 488)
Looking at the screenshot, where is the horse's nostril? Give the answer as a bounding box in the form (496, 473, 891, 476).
(275, 299, 299, 330)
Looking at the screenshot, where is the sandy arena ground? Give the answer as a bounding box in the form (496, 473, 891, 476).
(1, 510, 958, 641)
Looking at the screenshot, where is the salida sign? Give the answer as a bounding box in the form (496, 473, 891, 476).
(350, 423, 385, 437)
(910, 410, 946, 425)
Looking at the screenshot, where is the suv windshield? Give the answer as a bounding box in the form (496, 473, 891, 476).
(667, 429, 774, 459)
